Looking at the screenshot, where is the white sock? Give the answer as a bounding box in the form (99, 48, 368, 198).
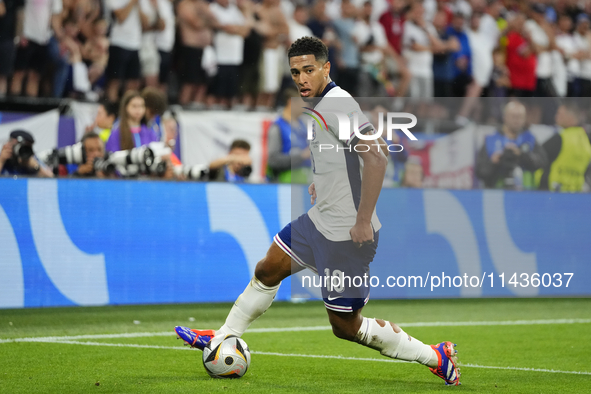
(355, 317, 438, 367)
(216, 276, 280, 337)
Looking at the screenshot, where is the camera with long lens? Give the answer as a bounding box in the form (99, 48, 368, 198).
(93, 156, 116, 175)
(108, 145, 156, 168)
(39, 142, 89, 174)
(173, 164, 209, 180)
(235, 165, 252, 178)
(106, 142, 172, 178)
(12, 139, 34, 163)
(148, 157, 168, 177)
(56, 142, 86, 165)
(144, 142, 172, 177)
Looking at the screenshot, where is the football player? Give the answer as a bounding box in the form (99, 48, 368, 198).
(176, 36, 460, 386)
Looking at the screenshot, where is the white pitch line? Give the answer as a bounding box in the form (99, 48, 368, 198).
(1, 318, 590, 344)
(17, 338, 591, 376)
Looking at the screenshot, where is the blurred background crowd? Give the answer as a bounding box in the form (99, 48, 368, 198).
(1, 0, 591, 192)
(4, 0, 591, 105)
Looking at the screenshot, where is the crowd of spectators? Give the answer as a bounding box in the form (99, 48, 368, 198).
(2, 0, 591, 192)
(2, 0, 591, 108)
(0, 85, 259, 182)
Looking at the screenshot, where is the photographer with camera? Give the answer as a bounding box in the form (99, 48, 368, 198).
(208, 139, 252, 182)
(65, 132, 106, 177)
(476, 101, 547, 190)
(0, 130, 53, 177)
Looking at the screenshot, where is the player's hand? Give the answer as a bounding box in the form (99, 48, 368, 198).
(350, 221, 374, 248)
(308, 182, 316, 205)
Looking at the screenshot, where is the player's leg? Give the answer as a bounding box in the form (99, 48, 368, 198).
(175, 240, 303, 348)
(216, 241, 303, 337)
(176, 215, 314, 348)
(315, 227, 460, 385)
(326, 307, 460, 385)
(327, 307, 436, 365)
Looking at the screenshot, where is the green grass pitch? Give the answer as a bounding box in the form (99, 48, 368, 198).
(1, 298, 590, 393)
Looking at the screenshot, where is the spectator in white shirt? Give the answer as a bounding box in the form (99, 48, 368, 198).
(255, 0, 288, 110)
(139, 0, 165, 88)
(555, 14, 579, 97)
(353, 0, 401, 97)
(573, 14, 591, 97)
(525, 3, 556, 96)
(289, 4, 314, 43)
(105, 0, 148, 102)
(456, 11, 495, 125)
(402, 0, 442, 101)
(11, 0, 64, 97)
(209, 0, 253, 108)
(177, 0, 215, 107)
(478, 0, 502, 50)
(467, 12, 494, 91)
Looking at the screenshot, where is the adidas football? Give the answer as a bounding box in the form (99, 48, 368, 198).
(202, 335, 251, 378)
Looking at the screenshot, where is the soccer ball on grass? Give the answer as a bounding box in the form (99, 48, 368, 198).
(202, 335, 251, 378)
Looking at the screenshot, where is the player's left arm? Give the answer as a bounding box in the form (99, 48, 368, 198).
(350, 135, 388, 247)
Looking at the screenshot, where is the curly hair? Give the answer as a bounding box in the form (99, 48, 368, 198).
(287, 36, 328, 63)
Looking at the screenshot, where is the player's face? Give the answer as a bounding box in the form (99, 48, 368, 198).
(289, 55, 330, 98)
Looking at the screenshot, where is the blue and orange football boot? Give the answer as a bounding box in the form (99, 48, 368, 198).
(429, 341, 461, 385)
(174, 326, 215, 350)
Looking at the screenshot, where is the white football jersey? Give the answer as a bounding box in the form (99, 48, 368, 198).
(307, 83, 382, 242)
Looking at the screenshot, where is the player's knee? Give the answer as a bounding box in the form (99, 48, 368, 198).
(254, 260, 271, 284)
(330, 319, 357, 341)
(254, 243, 291, 287)
(254, 257, 281, 287)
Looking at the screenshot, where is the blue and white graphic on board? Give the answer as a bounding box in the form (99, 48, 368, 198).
(0, 179, 589, 308)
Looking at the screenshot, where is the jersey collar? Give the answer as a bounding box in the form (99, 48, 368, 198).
(319, 81, 337, 97)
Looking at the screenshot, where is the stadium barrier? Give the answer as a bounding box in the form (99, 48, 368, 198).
(0, 178, 589, 308)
